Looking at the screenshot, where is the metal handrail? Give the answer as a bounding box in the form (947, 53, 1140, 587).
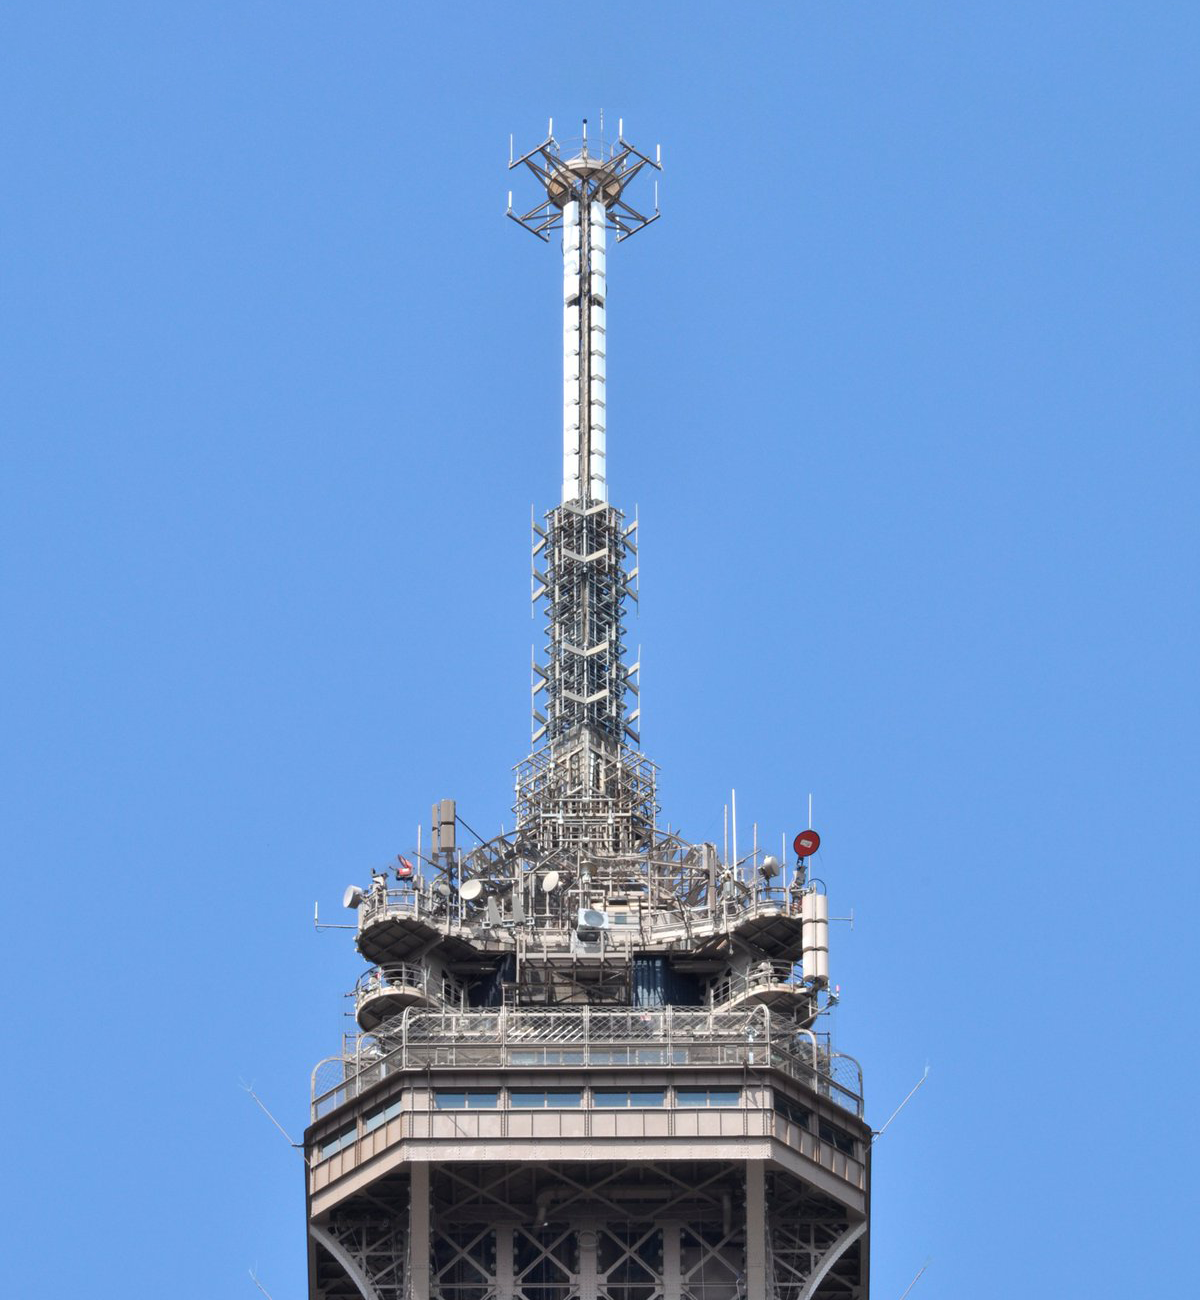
(707, 960, 805, 1009)
(356, 885, 801, 944)
(312, 1006, 863, 1121)
(359, 887, 428, 926)
(354, 964, 467, 1014)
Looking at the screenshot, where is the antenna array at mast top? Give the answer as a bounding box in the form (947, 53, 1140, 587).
(507, 119, 661, 242)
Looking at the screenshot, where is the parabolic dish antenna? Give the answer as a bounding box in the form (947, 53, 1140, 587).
(459, 878, 485, 902)
(343, 885, 365, 910)
(792, 830, 821, 859)
(541, 870, 561, 893)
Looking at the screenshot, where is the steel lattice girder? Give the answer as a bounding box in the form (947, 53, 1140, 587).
(310, 1160, 865, 1300)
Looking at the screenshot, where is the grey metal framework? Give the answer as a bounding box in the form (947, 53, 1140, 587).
(305, 120, 870, 1300)
(529, 500, 640, 748)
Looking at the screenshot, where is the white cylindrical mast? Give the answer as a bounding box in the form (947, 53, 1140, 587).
(587, 200, 607, 501)
(562, 198, 608, 504)
(562, 200, 582, 502)
(509, 125, 660, 504)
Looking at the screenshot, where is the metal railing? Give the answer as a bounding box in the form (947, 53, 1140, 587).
(359, 887, 430, 927)
(354, 964, 467, 1017)
(358, 881, 802, 946)
(707, 960, 806, 1009)
(312, 1006, 862, 1120)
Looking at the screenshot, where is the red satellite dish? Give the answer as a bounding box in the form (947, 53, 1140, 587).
(792, 830, 821, 859)
(395, 856, 414, 879)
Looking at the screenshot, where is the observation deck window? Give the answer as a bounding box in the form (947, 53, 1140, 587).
(434, 1089, 499, 1110)
(676, 1087, 741, 1108)
(316, 1124, 356, 1162)
(818, 1119, 858, 1155)
(773, 1094, 811, 1129)
(593, 1087, 666, 1108)
(363, 1098, 403, 1133)
(510, 1089, 583, 1109)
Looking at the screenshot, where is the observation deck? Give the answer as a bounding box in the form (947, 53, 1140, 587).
(313, 1006, 861, 1119)
(307, 1006, 867, 1224)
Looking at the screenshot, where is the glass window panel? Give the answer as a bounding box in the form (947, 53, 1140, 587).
(593, 1088, 665, 1108)
(435, 1090, 496, 1109)
(819, 1120, 857, 1154)
(510, 1089, 581, 1108)
(594, 1089, 629, 1108)
(317, 1125, 356, 1160)
(677, 1087, 741, 1108)
(774, 1096, 811, 1128)
(434, 1092, 499, 1112)
(364, 1099, 403, 1132)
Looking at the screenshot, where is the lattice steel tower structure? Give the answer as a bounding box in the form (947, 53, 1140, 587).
(305, 119, 871, 1300)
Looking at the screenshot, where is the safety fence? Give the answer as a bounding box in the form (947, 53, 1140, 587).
(313, 1006, 862, 1121)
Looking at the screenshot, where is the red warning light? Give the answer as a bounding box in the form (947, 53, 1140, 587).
(792, 830, 821, 859)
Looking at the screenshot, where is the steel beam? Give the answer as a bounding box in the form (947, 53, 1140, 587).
(408, 1163, 430, 1300)
(746, 1158, 767, 1298)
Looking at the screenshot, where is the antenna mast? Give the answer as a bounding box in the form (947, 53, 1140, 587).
(302, 119, 876, 1300)
(508, 120, 662, 859)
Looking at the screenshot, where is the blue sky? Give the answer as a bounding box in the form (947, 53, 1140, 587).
(2, 3, 1196, 1297)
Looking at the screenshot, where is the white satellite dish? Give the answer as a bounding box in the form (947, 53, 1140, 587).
(433, 880, 451, 897)
(459, 878, 485, 902)
(759, 854, 781, 879)
(343, 885, 365, 910)
(541, 870, 561, 894)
